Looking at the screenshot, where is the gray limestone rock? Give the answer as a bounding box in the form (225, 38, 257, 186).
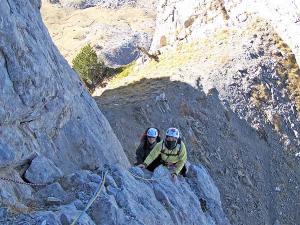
(29, 211, 62, 225)
(62, 170, 101, 188)
(187, 165, 221, 205)
(57, 202, 96, 225)
(8, 211, 62, 225)
(88, 165, 230, 225)
(36, 182, 68, 202)
(0, 164, 230, 225)
(90, 24, 153, 67)
(0, 0, 130, 179)
(0, 143, 15, 168)
(151, 0, 300, 65)
(25, 156, 63, 184)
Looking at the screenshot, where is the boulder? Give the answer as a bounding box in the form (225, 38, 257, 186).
(25, 156, 63, 184)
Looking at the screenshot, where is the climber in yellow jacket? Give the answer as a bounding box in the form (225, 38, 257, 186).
(139, 127, 187, 182)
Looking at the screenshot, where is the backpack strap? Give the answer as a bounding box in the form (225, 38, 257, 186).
(161, 140, 182, 156)
(177, 138, 182, 155)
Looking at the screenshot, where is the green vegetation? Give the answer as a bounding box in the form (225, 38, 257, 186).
(72, 44, 112, 92)
(273, 34, 300, 117)
(106, 62, 137, 87)
(250, 83, 269, 107)
(114, 62, 135, 80)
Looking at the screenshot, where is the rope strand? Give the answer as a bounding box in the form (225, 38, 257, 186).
(0, 176, 46, 187)
(70, 170, 108, 225)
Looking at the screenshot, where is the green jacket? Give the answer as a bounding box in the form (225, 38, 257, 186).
(143, 140, 187, 175)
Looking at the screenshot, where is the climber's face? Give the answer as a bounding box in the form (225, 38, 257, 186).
(165, 136, 176, 142)
(147, 137, 156, 144)
(165, 136, 177, 149)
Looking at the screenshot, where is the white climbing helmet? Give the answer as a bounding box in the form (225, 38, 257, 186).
(166, 127, 180, 139)
(147, 128, 158, 138)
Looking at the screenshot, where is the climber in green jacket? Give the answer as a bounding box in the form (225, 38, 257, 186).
(139, 127, 187, 182)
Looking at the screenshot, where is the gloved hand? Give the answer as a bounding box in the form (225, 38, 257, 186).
(138, 164, 146, 169)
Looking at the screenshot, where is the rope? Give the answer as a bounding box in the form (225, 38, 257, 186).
(70, 170, 108, 225)
(0, 176, 46, 187)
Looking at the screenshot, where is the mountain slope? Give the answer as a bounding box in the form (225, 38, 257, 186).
(0, 1, 230, 225)
(94, 7, 300, 225)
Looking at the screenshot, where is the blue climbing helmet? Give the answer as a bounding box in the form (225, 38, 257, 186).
(147, 128, 158, 138)
(165, 128, 180, 149)
(166, 127, 180, 139)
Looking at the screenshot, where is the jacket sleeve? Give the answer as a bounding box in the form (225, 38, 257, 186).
(143, 142, 162, 167)
(135, 143, 145, 165)
(174, 142, 187, 175)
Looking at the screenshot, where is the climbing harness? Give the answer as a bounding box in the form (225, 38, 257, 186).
(70, 170, 108, 225)
(0, 176, 46, 187)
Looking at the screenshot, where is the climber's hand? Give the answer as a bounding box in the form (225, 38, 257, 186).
(171, 173, 177, 182)
(138, 164, 146, 169)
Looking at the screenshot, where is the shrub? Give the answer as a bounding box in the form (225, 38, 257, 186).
(250, 83, 269, 107)
(72, 44, 107, 91)
(273, 35, 300, 117)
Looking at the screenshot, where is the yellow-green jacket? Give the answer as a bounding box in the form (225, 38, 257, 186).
(143, 140, 187, 175)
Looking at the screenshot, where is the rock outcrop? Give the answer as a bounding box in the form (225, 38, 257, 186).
(0, 0, 130, 211)
(2, 0, 299, 225)
(0, 1, 231, 225)
(0, 0, 129, 171)
(1, 165, 231, 225)
(148, 0, 300, 151)
(151, 0, 300, 64)
(41, 1, 156, 67)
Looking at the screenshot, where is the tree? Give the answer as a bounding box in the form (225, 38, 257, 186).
(72, 44, 106, 91)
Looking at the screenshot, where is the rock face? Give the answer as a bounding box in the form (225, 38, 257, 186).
(1, 165, 231, 225)
(0, 0, 129, 174)
(25, 156, 63, 183)
(60, 0, 137, 9)
(0, 0, 231, 224)
(93, 26, 152, 67)
(151, 0, 300, 64)
(92, 2, 300, 225)
(0, 143, 15, 168)
(148, 0, 300, 150)
(0, 2, 132, 215)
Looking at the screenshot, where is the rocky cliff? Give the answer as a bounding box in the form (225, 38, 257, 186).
(0, 1, 231, 224)
(149, 0, 300, 149)
(0, 0, 129, 211)
(151, 0, 300, 64)
(94, 0, 300, 224)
